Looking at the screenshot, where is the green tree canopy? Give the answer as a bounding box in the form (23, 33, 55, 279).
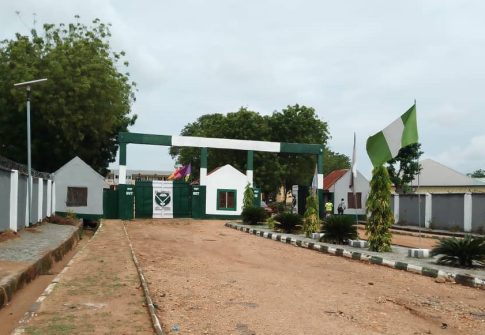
(0, 17, 136, 174)
(386, 143, 423, 194)
(468, 169, 485, 178)
(170, 105, 350, 199)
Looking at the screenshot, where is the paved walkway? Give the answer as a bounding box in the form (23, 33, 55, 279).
(0, 224, 78, 263)
(0, 223, 79, 305)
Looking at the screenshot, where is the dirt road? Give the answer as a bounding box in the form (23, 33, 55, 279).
(17, 221, 153, 335)
(128, 219, 485, 335)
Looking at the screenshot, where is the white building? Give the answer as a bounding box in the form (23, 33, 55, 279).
(323, 169, 370, 216)
(205, 164, 248, 216)
(53, 157, 109, 219)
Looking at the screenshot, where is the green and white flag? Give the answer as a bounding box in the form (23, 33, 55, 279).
(366, 104, 418, 167)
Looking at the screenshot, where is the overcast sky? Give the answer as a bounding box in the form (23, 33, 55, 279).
(2, 0, 484, 178)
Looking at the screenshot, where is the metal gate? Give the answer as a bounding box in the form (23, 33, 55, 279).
(173, 180, 192, 218)
(135, 180, 153, 218)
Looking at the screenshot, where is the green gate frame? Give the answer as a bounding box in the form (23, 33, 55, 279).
(117, 132, 326, 219)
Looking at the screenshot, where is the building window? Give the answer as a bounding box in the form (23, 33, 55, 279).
(66, 187, 88, 207)
(347, 192, 362, 209)
(217, 189, 237, 211)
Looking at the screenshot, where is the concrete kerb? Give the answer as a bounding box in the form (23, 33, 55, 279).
(0, 224, 82, 311)
(12, 223, 104, 335)
(225, 222, 485, 290)
(122, 222, 164, 335)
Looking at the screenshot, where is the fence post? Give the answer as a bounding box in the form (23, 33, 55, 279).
(52, 180, 56, 215)
(425, 193, 432, 229)
(9, 170, 19, 231)
(393, 194, 399, 223)
(464, 192, 472, 232)
(37, 177, 43, 222)
(46, 179, 52, 216)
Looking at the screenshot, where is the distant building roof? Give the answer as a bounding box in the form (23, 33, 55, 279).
(108, 169, 172, 176)
(411, 159, 485, 187)
(324, 169, 348, 190)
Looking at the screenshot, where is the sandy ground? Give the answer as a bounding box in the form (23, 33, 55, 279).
(357, 227, 439, 249)
(127, 219, 485, 335)
(17, 221, 153, 335)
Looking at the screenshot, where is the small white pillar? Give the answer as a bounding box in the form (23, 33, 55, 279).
(37, 178, 43, 222)
(119, 165, 127, 184)
(200, 167, 207, 186)
(246, 170, 253, 187)
(393, 194, 399, 223)
(51, 180, 56, 214)
(425, 193, 432, 229)
(9, 170, 19, 232)
(464, 192, 472, 232)
(46, 179, 52, 216)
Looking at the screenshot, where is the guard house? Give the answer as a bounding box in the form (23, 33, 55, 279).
(53, 156, 109, 220)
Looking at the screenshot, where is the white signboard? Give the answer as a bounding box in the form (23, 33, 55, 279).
(153, 180, 173, 218)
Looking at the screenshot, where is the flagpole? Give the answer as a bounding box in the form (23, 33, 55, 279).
(414, 99, 423, 247)
(351, 132, 359, 225)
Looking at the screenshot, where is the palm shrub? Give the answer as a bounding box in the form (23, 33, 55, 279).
(320, 215, 357, 244)
(431, 235, 485, 267)
(303, 194, 320, 237)
(366, 165, 393, 252)
(241, 207, 267, 225)
(274, 212, 302, 233)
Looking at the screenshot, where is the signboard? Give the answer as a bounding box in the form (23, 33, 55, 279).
(153, 180, 173, 218)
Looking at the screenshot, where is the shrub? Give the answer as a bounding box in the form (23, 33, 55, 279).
(431, 235, 485, 267)
(274, 212, 302, 233)
(266, 216, 277, 230)
(241, 207, 267, 225)
(320, 215, 357, 244)
(302, 194, 320, 237)
(269, 202, 286, 214)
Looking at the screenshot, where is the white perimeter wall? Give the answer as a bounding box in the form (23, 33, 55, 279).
(206, 165, 247, 216)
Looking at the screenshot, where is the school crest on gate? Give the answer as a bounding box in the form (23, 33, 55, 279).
(154, 191, 171, 207)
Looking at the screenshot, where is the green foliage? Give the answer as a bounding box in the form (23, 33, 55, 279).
(387, 143, 423, 194)
(243, 183, 255, 209)
(320, 215, 357, 244)
(169, 105, 349, 197)
(241, 207, 267, 225)
(274, 212, 302, 233)
(366, 166, 393, 252)
(302, 194, 320, 237)
(431, 235, 485, 267)
(266, 216, 277, 230)
(0, 17, 136, 174)
(468, 169, 485, 178)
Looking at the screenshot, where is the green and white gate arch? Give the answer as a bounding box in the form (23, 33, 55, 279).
(117, 132, 325, 218)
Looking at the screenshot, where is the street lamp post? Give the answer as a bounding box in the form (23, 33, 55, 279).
(13, 78, 48, 227)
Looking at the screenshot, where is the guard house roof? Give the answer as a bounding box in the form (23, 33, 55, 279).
(323, 169, 348, 191)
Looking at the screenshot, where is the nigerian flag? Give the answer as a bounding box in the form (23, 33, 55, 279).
(366, 104, 418, 167)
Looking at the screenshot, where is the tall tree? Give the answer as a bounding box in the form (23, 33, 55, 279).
(0, 17, 136, 174)
(366, 165, 393, 252)
(170, 105, 349, 198)
(268, 104, 330, 196)
(386, 143, 423, 194)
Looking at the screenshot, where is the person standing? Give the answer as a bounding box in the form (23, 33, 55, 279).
(338, 198, 346, 215)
